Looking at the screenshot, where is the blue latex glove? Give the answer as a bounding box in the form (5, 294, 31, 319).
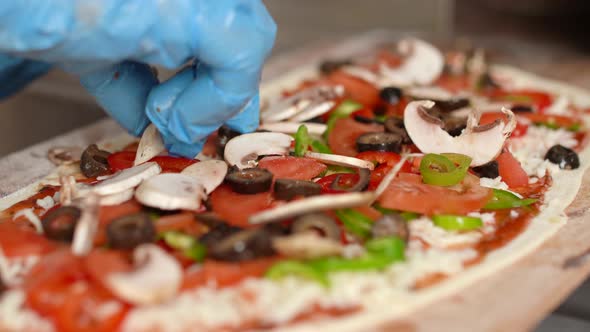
(0, 0, 276, 157)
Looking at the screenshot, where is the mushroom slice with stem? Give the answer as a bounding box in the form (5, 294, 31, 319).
(403, 100, 515, 166)
(262, 85, 344, 123)
(304, 151, 375, 170)
(250, 192, 375, 225)
(259, 122, 327, 136)
(181, 160, 228, 194)
(224, 132, 293, 169)
(48, 146, 83, 166)
(405, 86, 470, 112)
(135, 173, 206, 211)
(134, 124, 166, 166)
(106, 244, 182, 306)
(92, 162, 161, 196)
(379, 38, 444, 87)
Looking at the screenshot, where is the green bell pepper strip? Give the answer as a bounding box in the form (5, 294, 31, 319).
(372, 204, 420, 221)
(419, 153, 472, 187)
(294, 125, 311, 157)
(483, 189, 537, 210)
(310, 139, 332, 154)
(335, 208, 373, 239)
(265, 261, 330, 287)
(365, 236, 406, 260)
(324, 100, 363, 138)
(432, 215, 483, 231)
(160, 231, 207, 262)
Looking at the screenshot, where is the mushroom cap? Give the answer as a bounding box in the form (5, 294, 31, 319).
(181, 160, 228, 194)
(404, 100, 515, 166)
(134, 124, 166, 166)
(224, 132, 293, 169)
(380, 38, 444, 87)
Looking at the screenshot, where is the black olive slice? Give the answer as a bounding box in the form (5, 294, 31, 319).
(216, 126, 241, 157)
(225, 168, 273, 194)
(371, 213, 409, 242)
(291, 213, 341, 241)
(41, 206, 81, 242)
(434, 98, 470, 112)
(318, 59, 353, 75)
(545, 145, 580, 170)
(379, 86, 403, 105)
(384, 117, 412, 144)
(471, 160, 500, 178)
(511, 104, 534, 113)
(107, 213, 156, 250)
(207, 228, 276, 262)
(80, 144, 111, 178)
(274, 179, 321, 201)
(353, 114, 380, 124)
(330, 168, 371, 192)
(356, 132, 402, 153)
(194, 212, 228, 228)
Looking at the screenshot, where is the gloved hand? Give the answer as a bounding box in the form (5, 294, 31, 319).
(0, 0, 276, 157)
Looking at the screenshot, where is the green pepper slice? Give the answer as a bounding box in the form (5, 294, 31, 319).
(420, 153, 472, 186)
(161, 231, 206, 262)
(335, 208, 373, 239)
(310, 139, 332, 154)
(372, 204, 420, 221)
(265, 261, 329, 287)
(483, 189, 537, 210)
(324, 100, 363, 138)
(294, 125, 310, 157)
(432, 215, 483, 231)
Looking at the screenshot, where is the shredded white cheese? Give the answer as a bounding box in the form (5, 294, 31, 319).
(35, 196, 55, 212)
(0, 247, 39, 287)
(544, 96, 570, 116)
(409, 217, 482, 249)
(0, 290, 54, 332)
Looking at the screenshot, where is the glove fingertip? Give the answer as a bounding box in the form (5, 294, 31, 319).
(224, 94, 260, 133)
(165, 138, 205, 159)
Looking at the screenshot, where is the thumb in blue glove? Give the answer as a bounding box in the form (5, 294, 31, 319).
(0, 0, 276, 157)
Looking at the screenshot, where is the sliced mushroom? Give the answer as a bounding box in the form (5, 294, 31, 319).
(48, 146, 83, 166)
(224, 132, 293, 169)
(273, 232, 343, 259)
(71, 194, 100, 256)
(262, 85, 344, 123)
(371, 213, 409, 242)
(135, 173, 206, 211)
(250, 192, 376, 225)
(92, 162, 161, 196)
(181, 160, 228, 194)
(98, 188, 135, 206)
(403, 100, 515, 166)
(134, 124, 165, 166)
(106, 244, 182, 305)
(379, 38, 444, 87)
(405, 86, 470, 112)
(258, 122, 327, 136)
(304, 151, 375, 170)
(291, 213, 341, 241)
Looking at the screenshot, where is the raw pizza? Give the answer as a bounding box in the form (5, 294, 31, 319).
(1, 37, 590, 332)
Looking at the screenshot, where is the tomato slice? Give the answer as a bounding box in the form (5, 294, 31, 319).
(491, 89, 553, 111)
(0, 223, 56, 257)
(434, 74, 470, 93)
(84, 249, 131, 290)
(316, 173, 360, 194)
(154, 212, 207, 236)
(181, 258, 277, 290)
(480, 112, 528, 138)
(521, 113, 581, 130)
(258, 156, 327, 180)
(149, 156, 198, 173)
(326, 71, 380, 108)
(94, 200, 143, 246)
(209, 185, 274, 228)
(107, 151, 135, 172)
(328, 117, 384, 156)
(496, 151, 529, 188)
(378, 173, 493, 215)
(57, 284, 128, 332)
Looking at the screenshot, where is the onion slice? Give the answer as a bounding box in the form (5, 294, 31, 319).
(250, 192, 375, 225)
(259, 122, 327, 136)
(304, 151, 375, 170)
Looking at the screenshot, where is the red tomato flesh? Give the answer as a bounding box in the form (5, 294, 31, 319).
(149, 156, 198, 173)
(327, 71, 380, 108)
(496, 151, 529, 188)
(328, 117, 384, 156)
(0, 223, 56, 257)
(258, 156, 327, 180)
(209, 185, 274, 228)
(480, 112, 528, 138)
(378, 173, 493, 215)
(107, 151, 135, 172)
(182, 258, 277, 291)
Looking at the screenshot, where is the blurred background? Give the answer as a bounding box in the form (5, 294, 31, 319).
(1, 2, 590, 328)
